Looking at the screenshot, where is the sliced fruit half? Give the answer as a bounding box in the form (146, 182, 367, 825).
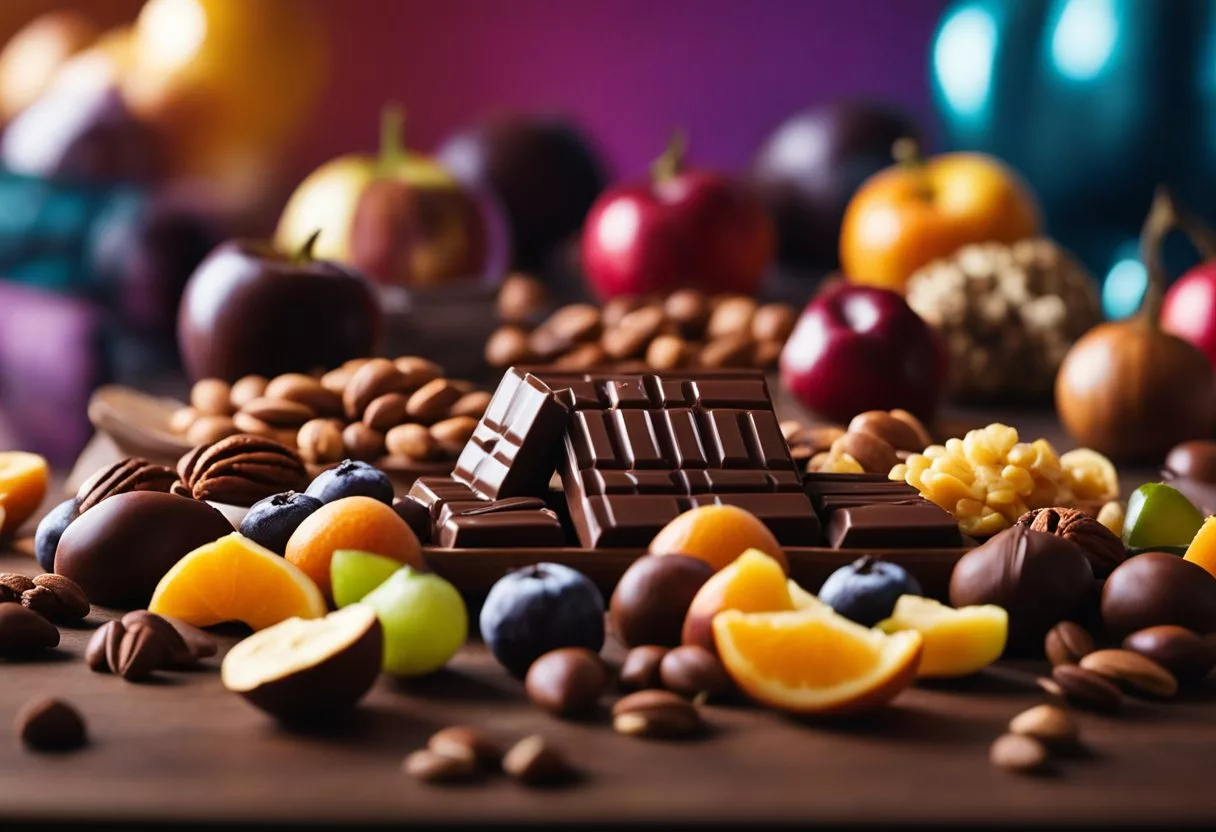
(0, 451, 49, 535)
(713, 607, 922, 715)
(877, 594, 1007, 678)
(787, 579, 832, 613)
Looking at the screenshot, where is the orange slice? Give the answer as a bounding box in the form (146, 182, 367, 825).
(0, 451, 49, 535)
(713, 608, 922, 715)
(150, 532, 326, 630)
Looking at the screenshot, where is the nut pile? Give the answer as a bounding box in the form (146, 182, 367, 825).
(171, 357, 490, 465)
(788, 410, 933, 475)
(890, 423, 1120, 537)
(487, 286, 797, 371)
(403, 726, 577, 787)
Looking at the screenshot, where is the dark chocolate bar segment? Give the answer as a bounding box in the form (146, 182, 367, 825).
(436, 498, 566, 548)
(452, 368, 569, 499)
(826, 502, 964, 549)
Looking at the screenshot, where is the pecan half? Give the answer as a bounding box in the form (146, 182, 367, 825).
(1015, 507, 1126, 578)
(75, 458, 178, 513)
(176, 434, 309, 507)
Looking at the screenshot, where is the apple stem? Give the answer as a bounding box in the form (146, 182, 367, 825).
(295, 229, 321, 264)
(1137, 187, 1216, 325)
(379, 104, 407, 172)
(651, 130, 687, 182)
(892, 137, 933, 201)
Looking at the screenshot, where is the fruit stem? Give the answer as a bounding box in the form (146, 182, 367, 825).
(1136, 187, 1216, 325)
(854, 555, 876, 575)
(892, 138, 932, 201)
(294, 230, 321, 264)
(379, 103, 407, 172)
(651, 130, 687, 182)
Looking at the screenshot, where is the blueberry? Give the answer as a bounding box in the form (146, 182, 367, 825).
(479, 563, 605, 677)
(817, 555, 923, 627)
(305, 459, 394, 505)
(239, 491, 323, 554)
(33, 498, 79, 573)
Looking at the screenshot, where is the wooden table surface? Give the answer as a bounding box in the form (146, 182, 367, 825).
(2, 410, 1212, 827)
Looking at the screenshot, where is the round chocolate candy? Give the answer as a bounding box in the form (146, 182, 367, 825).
(1165, 440, 1216, 484)
(610, 555, 714, 648)
(55, 491, 233, 607)
(949, 526, 1094, 655)
(1101, 552, 1216, 640)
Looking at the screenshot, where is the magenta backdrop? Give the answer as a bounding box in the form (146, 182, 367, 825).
(298, 0, 947, 183)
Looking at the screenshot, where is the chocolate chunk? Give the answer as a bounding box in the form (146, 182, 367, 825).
(826, 502, 964, 549)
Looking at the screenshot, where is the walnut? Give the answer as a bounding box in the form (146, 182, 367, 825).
(1015, 507, 1126, 578)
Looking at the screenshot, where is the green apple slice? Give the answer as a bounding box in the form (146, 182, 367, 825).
(1123, 483, 1205, 550)
(331, 549, 406, 608)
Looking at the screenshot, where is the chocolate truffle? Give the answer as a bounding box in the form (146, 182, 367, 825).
(949, 526, 1094, 654)
(1165, 440, 1216, 484)
(1101, 552, 1216, 640)
(55, 491, 233, 607)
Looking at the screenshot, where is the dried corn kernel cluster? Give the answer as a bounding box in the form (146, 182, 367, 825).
(889, 423, 1118, 538)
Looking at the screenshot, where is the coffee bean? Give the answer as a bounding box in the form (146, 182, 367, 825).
(1123, 625, 1216, 684)
(659, 645, 733, 698)
(502, 735, 575, 786)
(428, 725, 502, 770)
(1080, 649, 1178, 699)
(85, 620, 124, 673)
(612, 689, 702, 739)
(524, 647, 607, 717)
(989, 733, 1048, 774)
(1008, 704, 1078, 748)
(0, 604, 59, 656)
(1051, 664, 1123, 712)
(403, 748, 478, 784)
(619, 645, 668, 692)
(1044, 621, 1094, 667)
(15, 697, 86, 752)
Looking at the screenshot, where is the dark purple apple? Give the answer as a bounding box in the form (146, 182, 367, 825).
(437, 115, 608, 272)
(779, 283, 945, 424)
(0, 83, 162, 185)
(177, 236, 381, 382)
(752, 101, 920, 271)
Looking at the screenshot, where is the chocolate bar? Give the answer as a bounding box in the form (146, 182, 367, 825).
(537, 372, 822, 549)
(452, 368, 569, 499)
(804, 472, 963, 549)
(406, 477, 565, 548)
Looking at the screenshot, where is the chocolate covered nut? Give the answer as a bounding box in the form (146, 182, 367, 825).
(525, 647, 607, 717)
(265, 374, 343, 417)
(619, 645, 669, 691)
(1051, 664, 1122, 712)
(529, 304, 602, 358)
(430, 416, 478, 456)
(699, 335, 753, 368)
(343, 358, 411, 420)
(707, 296, 757, 339)
(1016, 507, 1126, 578)
(403, 748, 478, 783)
(497, 272, 550, 322)
(830, 431, 899, 475)
(1008, 704, 1078, 748)
(187, 416, 240, 446)
(502, 735, 575, 786)
(85, 620, 124, 673)
(610, 555, 714, 648)
(450, 390, 492, 420)
(664, 290, 709, 336)
(1165, 440, 1216, 483)
(1080, 649, 1178, 699)
(0, 604, 60, 655)
(847, 411, 927, 453)
(163, 616, 217, 663)
(612, 689, 702, 739)
(114, 621, 170, 681)
(428, 725, 502, 769)
(386, 423, 438, 460)
(170, 406, 199, 434)
(0, 574, 38, 596)
(751, 302, 796, 343)
(659, 645, 732, 698)
(485, 325, 534, 367)
(552, 342, 607, 369)
(603, 305, 666, 360)
(16, 698, 86, 752)
(121, 611, 190, 665)
(229, 375, 269, 409)
(22, 574, 89, 624)
(190, 378, 232, 416)
(239, 397, 315, 428)
(1123, 625, 1216, 683)
(1045, 621, 1095, 667)
(297, 418, 345, 465)
(362, 393, 410, 432)
(343, 423, 384, 461)
(407, 379, 464, 425)
(990, 733, 1048, 775)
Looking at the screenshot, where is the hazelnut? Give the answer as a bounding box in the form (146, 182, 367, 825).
(363, 392, 411, 432)
(342, 423, 384, 461)
(430, 416, 478, 456)
(186, 415, 239, 446)
(297, 419, 345, 465)
(751, 303, 797, 343)
(386, 423, 437, 460)
(646, 334, 688, 370)
(830, 431, 899, 474)
(485, 326, 534, 368)
(229, 375, 269, 409)
(169, 406, 198, 434)
(497, 273, 550, 322)
(190, 379, 233, 416)
(706, 296, 757, 340)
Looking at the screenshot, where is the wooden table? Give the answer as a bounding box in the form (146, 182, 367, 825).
(3, 413, 1213, 827)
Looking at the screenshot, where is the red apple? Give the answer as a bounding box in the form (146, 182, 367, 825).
(581, 134, 774, 300)
(1162, 263, 1216, 367)
(779, 283, 945, 423)
(178, 235, 381, 382)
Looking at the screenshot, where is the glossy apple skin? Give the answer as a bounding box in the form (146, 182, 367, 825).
(1161, 264, 1216, 367)
(581, 171, 775, 300)
(779, 284, 945, 424)
(752, 101, 920, 271)
(178, 240, 381, 382)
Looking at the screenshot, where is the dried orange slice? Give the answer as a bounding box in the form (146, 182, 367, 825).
(0, 451, 49, 535)
(877, 595, 1007, 678)
(713, 607, 922, 715)
(150, 532, 326, 630)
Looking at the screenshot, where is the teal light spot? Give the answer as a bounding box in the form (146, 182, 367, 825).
(1102, 257, 1147, 320)
(933, 5, 998, 119)
(1050, 0, 1118, 82)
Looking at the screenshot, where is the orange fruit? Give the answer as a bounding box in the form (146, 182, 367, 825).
(1184, 516, 1216, 578)
(285, 496, 422, 600)
(713, 608, 922, 715)
(649, 505, 787, 573)
(682, 548, 795, 652)
(0, 451, 49, 536)
(149, 532, 326, 630)
(877, 595, 1007, 678)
